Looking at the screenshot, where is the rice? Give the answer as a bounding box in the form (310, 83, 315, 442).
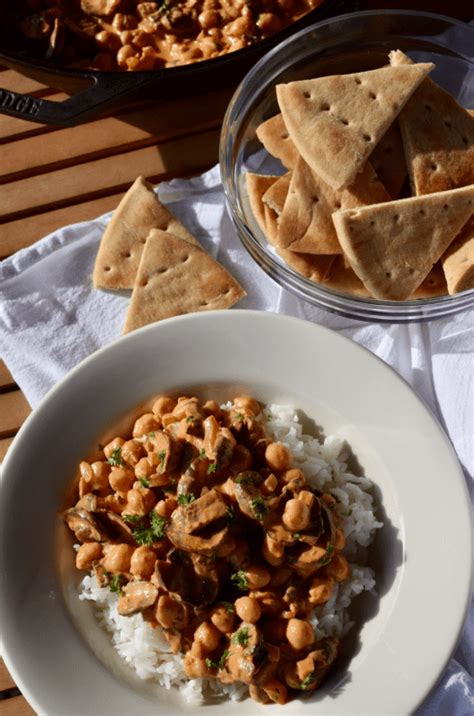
(78, 403, 383, 703)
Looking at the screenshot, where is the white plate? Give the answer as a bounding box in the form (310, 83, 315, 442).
(0, 311, 471, 715)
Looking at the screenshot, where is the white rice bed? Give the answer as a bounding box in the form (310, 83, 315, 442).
(79, 404, 383, 704)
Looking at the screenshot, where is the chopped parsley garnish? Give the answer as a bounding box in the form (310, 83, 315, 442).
(219, 601, 235, 614)
(207, 462, 217, 474)
(205, 650, 229, 671)
(232, 628, 249, 646)
(108, 573, 125, 596)
(231, 570, 248, 591)
(250, 496, 268, 520)
(139, 476, 150, 488)
(225, 505, 235, 522)
(122, 514, 143, 525)
(299, 672, 315, 690)
(185, 416, 195, 423)
(342, 508, 353, 517)
(158, 450, 167, 472)
(235, 474, 254, 485)
(158, 0, 173, 15)
(234, 412, 244, 421)
(107, 447, 124, 467)
(148, 431, 155, 438)
(199, 448, 207, 459)
(319, 543, 335, 566)
(293, 532, 302, 541)
(177, 493, 196, 505)
(129, 511, 168, 545)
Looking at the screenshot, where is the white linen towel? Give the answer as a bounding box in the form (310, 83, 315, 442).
(0, 165, 472, 714)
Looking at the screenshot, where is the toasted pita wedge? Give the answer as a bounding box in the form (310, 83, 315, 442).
(390, 50, 474, 194)
(276, 61, 433, 190)
(246, 173, 279, 235)
(323, 256, 371, 297)
(442, 218, 474, 294)
(277, 157, 390, 255)
(411, 262, 448, 298)
(332, 185, 474, 300)
(262, 172, 291, 215)
(256, 114, 299, 169)
(93, 177, 197, 290)
(370, 120, 407, 198)
(123, 230, 246, 334)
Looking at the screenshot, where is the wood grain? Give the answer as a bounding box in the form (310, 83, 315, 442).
(0, 696, 36, 716)
(0, 391, 31, 438)
(0, 362, 15, 391)
(0, 127, 220, 220)
(0, 660, 16, 691)
(0, 437, 14, 461)
(0, 94, 66, 143)
(0, 69, 50, 96)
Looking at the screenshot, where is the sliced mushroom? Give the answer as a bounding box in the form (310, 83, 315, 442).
(63, 508, 106, 543)
(153, 550, 218, 607)
(75, 493, 98, 511)
(285, 637, 339, 691)
(286, 543, 327, 578)
(80, 0, 122, 16)
(45, 16, 64, 59)
(100, 511, 135, 542)
(233, 472, 274, 523)
(20, 13, 53, 39)
(167, 488, 230, 556)
(222, 624, 277, 686)
(148, 430, 182, 474)
(117, 581, 159, 616)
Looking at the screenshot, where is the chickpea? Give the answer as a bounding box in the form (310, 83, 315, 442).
(126, 486, 156, 515)
(286, 619, 315, 650)
(297, 490, 315, 507)
(75, 542, 102, 570)
(100, 493, 126, 514)
(245, 564, 271, 589)
(91, 461, 111, 489)
(309, 576, 334, 605)
(210, 604, 235, 634)
(112, 13, 137, 31)
(223, 16, 254, 38)
(152, 396, 177, 418)
(117, 44, 136, 68)
(137, 2, 159, 18)
(262, 473, 278, 494)
(119, 30, 134, 45)
(281, 467, 305, 486)
(109, 466, 136, 492)
(156, 594, 187, 629)
(161, 412, 177, 427)
(265, 442, 292, 472)
(325, 553, 350, 582)
(194, 621, 222, 653)
(233, 395, 262, 415)
(282, 498, 311, 531)
(257, 12, 282, 35)
(262, 679, 288, 705)
(183, 650, 210, 678)
(95, 30, 121, 52)
(133, 413, 160, 438)
(130, 546, 156, 579)
(235, 596, 261, 623)
(334, 527, 346, 550)
(134, 456, 154, 479)
(102, 543, 134, 573)
(154, 496, 177, 518)
(198, 9, 219, 30)
(103, 437, 124, 460)
(262, 534, 284, 567)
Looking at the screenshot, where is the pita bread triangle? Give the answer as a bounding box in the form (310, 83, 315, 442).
(123, 230, 246, 334)
(369, 120, 407, 198)
(256, 114, 299, 169)
(390, 50, 474, 195)
(276, 61, 433, 190)
(441, 217, 474, 295)
(332, 185, 474, 300)
(93, 177, 198, 290)
(262, 172, 291, 215)
(245, 173, 278, 235)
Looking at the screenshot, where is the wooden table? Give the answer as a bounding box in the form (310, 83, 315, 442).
(0, 3, 471, 711)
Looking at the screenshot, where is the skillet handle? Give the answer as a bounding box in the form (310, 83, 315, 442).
(0, 72, 155, 127)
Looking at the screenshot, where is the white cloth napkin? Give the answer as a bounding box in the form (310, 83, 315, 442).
(0, 165, 472, 713)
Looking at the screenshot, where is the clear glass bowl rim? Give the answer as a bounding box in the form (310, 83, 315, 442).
(220, 8, 474, 323)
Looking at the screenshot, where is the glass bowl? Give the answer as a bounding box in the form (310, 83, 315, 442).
(220, 9, 474, 323)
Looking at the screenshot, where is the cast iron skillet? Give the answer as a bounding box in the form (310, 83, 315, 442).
(0, 0, 347, 126)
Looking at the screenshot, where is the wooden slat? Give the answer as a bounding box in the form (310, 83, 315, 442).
(0, 660, 16, 691)
(0, 192, 123, 257)
(0, 391, 31, 438)
(0, 87, 233, 183)
(0, 361, 16, 390)
(0, 69, 49, 95)
(0, 437, 14, 461)
(0, 94, 67, 143)
(0, 127, 220, 220)
(0, 696, 36, 716)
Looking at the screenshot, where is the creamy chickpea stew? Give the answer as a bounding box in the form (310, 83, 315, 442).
(64, 394, 380, 704)
(15, 0, 325, 71)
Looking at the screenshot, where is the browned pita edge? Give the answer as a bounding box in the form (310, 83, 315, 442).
(370, 120, 407, 199)
(276, 61, 433, 190)
(332, 185, 474, 300)
(322, 256, 372, 297)
(123, 230, 246, 334)
(442, 217, 474, 294)
(255, 114, 299, 170)
(411, 262, 448, 299)
(93, 176, 198, 290)
(390, 50, 474, 195)
(245, 172, 279, 237)
(262, 172, 291, 215)
(277, 157, 390, 255)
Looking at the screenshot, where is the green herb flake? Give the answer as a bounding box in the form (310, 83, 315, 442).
(250, 496, 268, 520)
(231, 570, 248, 591)
(232, 628, 249, 647)
(235, 475, 254, 485)
(185, 416, 195, 423)
(225, 505, 235, 522)
(219, 601, 235, 614)
(199, 448, 207, 459)
(177, 493, 196, 506)
(139, 476, 151, 488)
(207, 462, 217, 474)
(319, 543, 335, 566)
(122, 514, 143, 525)
(293, 532, 302, 541)
(107, 447, 125, 467)
(299, 672, 315, 690)
(148, 431, 156, 438)
(234, 412, 244, 421)
(130, 511, 168, 545)
(342, 508, 353, 517)
(109, 573, 125, 596)
(158, 450, 167, 472)
(149, 511, 168, 538)
(205, 650, 229, 671)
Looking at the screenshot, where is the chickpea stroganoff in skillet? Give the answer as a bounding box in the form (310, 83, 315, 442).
(64, 394, 382, 705)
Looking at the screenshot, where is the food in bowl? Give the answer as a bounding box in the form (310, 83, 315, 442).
(63, 392, 381, 705)
(246, 50, 474, 300)
(14, 0, 326, 70)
